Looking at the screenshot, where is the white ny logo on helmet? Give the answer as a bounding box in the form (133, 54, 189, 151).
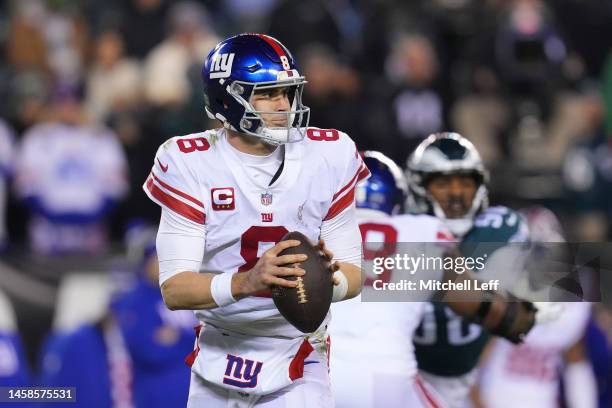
(210, 53, 235, 79)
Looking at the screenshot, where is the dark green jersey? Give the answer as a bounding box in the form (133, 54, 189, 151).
(414, 206, 528, 376)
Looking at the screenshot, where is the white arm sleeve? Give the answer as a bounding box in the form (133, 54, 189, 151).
(563, 360, 598, 408)
(320, 204, 362, 268)
(156, 208, 206, 286)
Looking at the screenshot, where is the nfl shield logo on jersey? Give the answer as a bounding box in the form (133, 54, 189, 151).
(261, 192, 273, 206)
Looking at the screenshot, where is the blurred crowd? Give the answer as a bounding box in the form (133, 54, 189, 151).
(0, 0, 610, 249)
(0, 0, 611, 406)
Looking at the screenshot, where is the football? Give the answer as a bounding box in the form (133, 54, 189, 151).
(272, 231, 333, 333)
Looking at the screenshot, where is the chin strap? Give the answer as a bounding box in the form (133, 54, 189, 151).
(431, 201, 474, 237)
(258, 126, 306, 146)
(429, 184, 488, 237)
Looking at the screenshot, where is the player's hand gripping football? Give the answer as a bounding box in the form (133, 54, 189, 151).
(317, 239, 342, 285)
(240, 240, 307, 295)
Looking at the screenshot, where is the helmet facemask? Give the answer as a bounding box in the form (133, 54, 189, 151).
(226, 76, 310, 146)
(409, 170, 488, 237)
(428, 181, 488, 237)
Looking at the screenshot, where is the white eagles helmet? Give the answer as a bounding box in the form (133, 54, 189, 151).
(406, 132, 489, 236)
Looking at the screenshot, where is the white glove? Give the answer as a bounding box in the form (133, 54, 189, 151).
(534, 302, 565, 324)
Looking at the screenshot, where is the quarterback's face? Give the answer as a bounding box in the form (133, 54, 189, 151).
(426, 174, 477, 218)
(251, 87, 291, 127)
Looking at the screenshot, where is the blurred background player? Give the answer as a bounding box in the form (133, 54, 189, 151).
(330, 151, 536, 408)
(408, 132, 529, 408)
(472, 206, 597, 408)
(474, 302, 595, 408)
(330, 151, 450, 407)
(14, 85, 128, 255)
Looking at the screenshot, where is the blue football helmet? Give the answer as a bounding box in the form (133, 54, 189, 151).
(406, 132, 489, 236)
(356, 151, 408, 215)
(202, 33, 310, 145)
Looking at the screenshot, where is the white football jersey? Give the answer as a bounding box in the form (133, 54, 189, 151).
(144, 127, 368, 338)
(330, 209, 454, 407)
(479, 302, 592, 408)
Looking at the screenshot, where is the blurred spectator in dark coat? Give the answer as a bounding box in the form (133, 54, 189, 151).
(299, 45, 363, 143)
(120, 0, 169, 60)
(218, 0, 280, 33)
(385, 32, 446, 163)
(451, 0, 591, 209)
(85, 29, 143, 125)
(548, 0, 612, 78)
(0, 120, 15, 250)
(561, 85, 611, 240)
(267, 0, 342, 57)
(603, 53, 612, 137)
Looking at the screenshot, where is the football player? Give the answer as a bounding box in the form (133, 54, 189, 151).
(473, 207, 596, 408)
(330, 151, 536, 408)
(143, 33, 368, 407)
(408, 132, 529, 408)
(475, 302, 595, 408)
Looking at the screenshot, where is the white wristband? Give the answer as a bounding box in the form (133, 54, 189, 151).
(211, 272, 236, 307)
(534, 302, 564, 324)
(332, 270, 349, 302)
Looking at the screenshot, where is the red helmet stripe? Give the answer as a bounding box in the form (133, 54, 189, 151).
(256, 34, 287, 59)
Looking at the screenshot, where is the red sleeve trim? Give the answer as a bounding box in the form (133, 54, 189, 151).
(151, 171, 204, 208)
(332, 162, 366, 201)
(436, 231, 455, 242)
(145, 176, 205, 224)
(324, 186, 356, 221)
(357, 163, 371, 183)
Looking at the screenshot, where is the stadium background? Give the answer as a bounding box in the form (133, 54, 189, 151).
(0, 0, 610, 406)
